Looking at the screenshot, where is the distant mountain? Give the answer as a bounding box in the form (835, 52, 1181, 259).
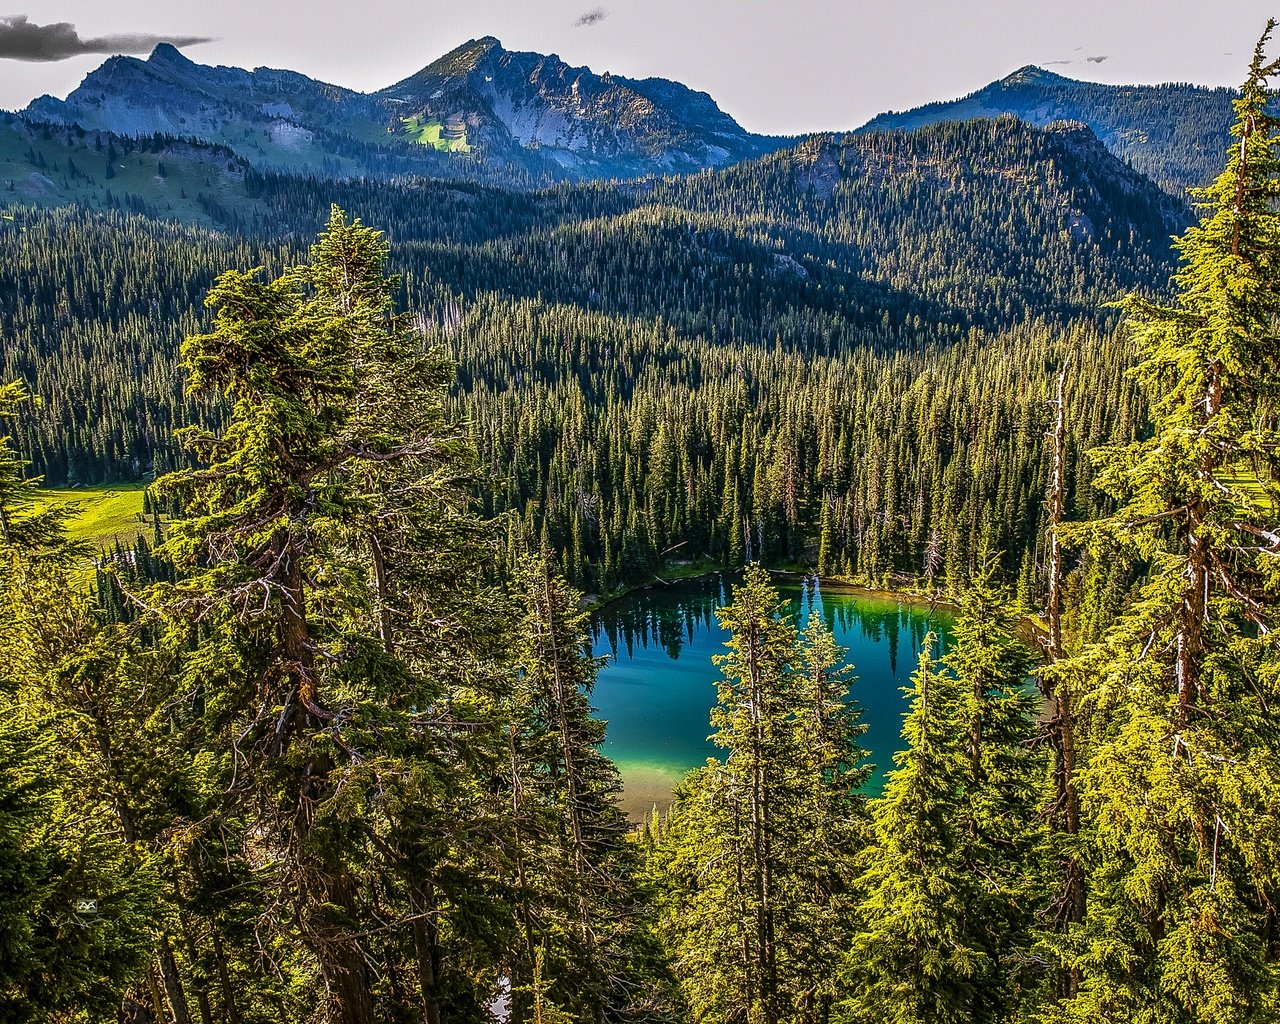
(378, 37, 787, 177)
(20, 39, 786, 183)
(3, 104, 1186, 326)
(623, 115, 1189, 328)
(858, 66, 1238, 198)
(21, 42, 538, 183)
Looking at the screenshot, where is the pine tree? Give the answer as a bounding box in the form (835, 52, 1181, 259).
(506, 554, 675, 1022)
(944, 566, 1044, 1019)
(647, 566, 869, 1024)
(837, 634, 979, 1024)
(839, 571, 1042, 1024)
(784, 615, 872, 1021)
(1044, 25, 1280, 1023)
(0, 382, 77, 554)
(0, 382, 160, 1021)
(152, 207, 517, 1024)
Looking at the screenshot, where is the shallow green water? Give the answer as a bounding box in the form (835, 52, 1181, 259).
(589, 572, 955, 814)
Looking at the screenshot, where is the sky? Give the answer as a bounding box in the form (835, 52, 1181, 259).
(0, 0, 1276, 134)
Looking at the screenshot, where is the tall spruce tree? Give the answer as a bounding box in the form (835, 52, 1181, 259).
(0, 382, 161, 1021)
(646, 566, 869, 1024)
(943, 567, 1044, 1018)
(837, 634, 975, 1024)
(151, 208, 517, 1024)
(838, 571, 1041, 1024)
(506, 554, 675, 1023)
(1043, 25, 1280, 1024)
(783, 615, 872, 1022)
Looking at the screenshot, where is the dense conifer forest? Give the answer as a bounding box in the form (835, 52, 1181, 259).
(3, 20, 1280, 1024)
(2, 113, 1179, 593)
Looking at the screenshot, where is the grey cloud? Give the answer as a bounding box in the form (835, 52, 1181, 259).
(0, 14, 214, 62)
(1087, 55, 1108, 63)
(573, 7, 609, 28)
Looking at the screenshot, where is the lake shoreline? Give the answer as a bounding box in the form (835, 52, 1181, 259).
(588, 566, 1047, 653)
(584, 564, 958, 616)
(592, 571, 969, 822)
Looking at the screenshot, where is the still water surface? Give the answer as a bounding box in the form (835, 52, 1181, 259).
(589, 572, 956, 817)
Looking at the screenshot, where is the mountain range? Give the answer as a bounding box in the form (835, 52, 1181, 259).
(8, 38, 1240, 198)
(20, 37, 787, 183)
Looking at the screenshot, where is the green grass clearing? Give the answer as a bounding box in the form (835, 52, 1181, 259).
(400, 116, 471, 153)
(34, 484, 149, 550)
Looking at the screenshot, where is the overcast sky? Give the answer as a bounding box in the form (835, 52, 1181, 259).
(1, 0, 1276, 133)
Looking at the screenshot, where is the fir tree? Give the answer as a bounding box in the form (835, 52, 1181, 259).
(1044, 25, 1280, 1023)
(0, 382, 161, 1021)
(837, 634, 979, 1024)
(151, 208, 519, 1024)
(507, 554, 675, 1022)
(839, 571, 1042, 1024)
(647, 566, 869, 1024)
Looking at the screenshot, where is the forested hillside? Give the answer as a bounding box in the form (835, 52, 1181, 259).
(860, 64, 1241, 196)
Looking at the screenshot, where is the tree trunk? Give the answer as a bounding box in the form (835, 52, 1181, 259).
(370, 532, 394, 655)
(506, 723, 538, 1024)
(277, 537, 375, 1024)
(157, 933, 194, 1024)
(1042, 364, 1085, 993)
(1178, 522, 1208, 727)
(176, 911, 213, 1024)
(744, 615, 776, 1019)
(410, 881, 444, 1024)
(208, 928, 244, 1024)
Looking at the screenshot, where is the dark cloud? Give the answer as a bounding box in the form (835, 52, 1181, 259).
(1087, 55, 1108, 63)
(573, 7, 609, 28)
(0, 14, 214, 62)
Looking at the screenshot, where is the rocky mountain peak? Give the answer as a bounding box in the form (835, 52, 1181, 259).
(997, 65, 1071, 89)
(146, 42, 196, 68)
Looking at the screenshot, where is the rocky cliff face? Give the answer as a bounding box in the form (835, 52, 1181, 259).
(379, 37, 788, 177)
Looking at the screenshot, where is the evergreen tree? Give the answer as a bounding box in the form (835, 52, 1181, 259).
(783, 615, 872, 1021)
(1043, 26, 1280, 1023)
(839, 571, 1042, 1024)
(506, 554, 675, 1023)
(647, 566, 869, 1023)
(0, 382, 160, 1021)
(151, 208, 518, 1024)
(944, 567, 1044, 1018)
(837, 635, 976, 1024)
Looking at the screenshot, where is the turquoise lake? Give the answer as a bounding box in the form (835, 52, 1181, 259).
(589, 572, 956, 817)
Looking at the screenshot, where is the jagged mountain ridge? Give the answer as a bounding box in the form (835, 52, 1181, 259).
(379, 37, 786, 176)
(21, 38, 786, 183)
(22, 43, 428, 180)
(858, 65, 1238, 197)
